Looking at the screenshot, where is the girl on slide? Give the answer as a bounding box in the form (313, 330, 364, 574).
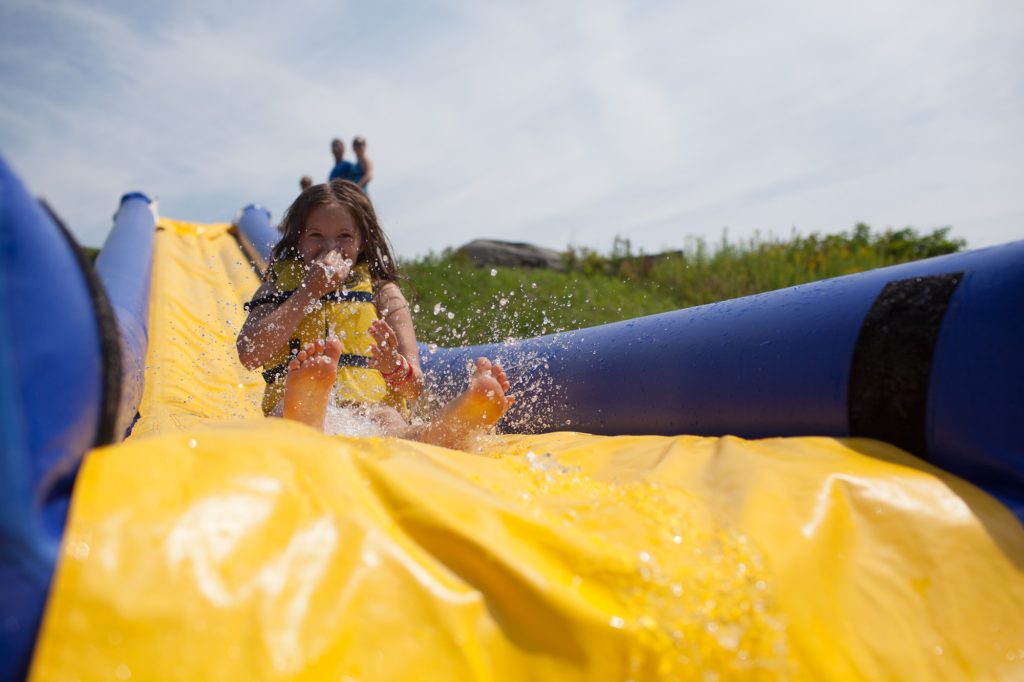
(237, 180, 513, 448)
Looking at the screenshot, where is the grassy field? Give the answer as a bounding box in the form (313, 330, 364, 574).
(403, 224, 965, 346)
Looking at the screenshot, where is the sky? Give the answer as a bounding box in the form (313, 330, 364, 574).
(1, 0, 1021, 258)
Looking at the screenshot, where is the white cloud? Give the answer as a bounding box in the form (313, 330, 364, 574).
(1, 0, 1021, 257)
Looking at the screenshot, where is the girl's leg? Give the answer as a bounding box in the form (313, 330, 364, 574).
(282, 339, 343, 430)
(284, 343, 514, 449)
(369, 358, 514, 448)
(417, 358, 514, 449)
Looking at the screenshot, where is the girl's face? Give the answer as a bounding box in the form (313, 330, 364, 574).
(298, 204, 363, 264)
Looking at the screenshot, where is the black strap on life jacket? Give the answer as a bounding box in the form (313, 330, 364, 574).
(244, 288, 374, 312)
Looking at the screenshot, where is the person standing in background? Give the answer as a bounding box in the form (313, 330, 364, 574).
(328, 138, 354, 182)
(299, 175, 313, 191)
(350, 136, 373, 192)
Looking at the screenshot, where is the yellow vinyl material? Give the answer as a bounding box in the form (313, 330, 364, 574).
(130, 218, 265, 435)
(28, 218, 1024, 681)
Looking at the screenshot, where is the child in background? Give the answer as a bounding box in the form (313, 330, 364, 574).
(237, 180, 513, 448)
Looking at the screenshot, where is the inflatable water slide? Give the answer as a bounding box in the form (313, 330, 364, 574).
(2, 154, 1022, 681)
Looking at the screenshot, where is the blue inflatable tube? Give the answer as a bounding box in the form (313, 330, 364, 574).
(422, 242, 1024, 518)
(0, 156, 116, 680)
(234, 203, 277, 272)
(94, 193, 155, 438)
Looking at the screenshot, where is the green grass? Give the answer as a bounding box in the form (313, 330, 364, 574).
(403, 253, 682, 347)
(403, 224, 965, 346)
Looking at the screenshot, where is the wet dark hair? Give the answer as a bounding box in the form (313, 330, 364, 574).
(268, 179, 401, 286)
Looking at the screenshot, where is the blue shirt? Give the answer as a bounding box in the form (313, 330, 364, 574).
(328, 160, 355, 181)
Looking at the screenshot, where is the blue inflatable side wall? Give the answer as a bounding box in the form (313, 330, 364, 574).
(0, 157, 107, 680)
(94, 193, 155, 438)
(234, 204, 277, 273)
(421, 243, 1024, 518)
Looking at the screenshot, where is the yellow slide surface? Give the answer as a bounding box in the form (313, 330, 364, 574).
(30, 220, 1024, 680)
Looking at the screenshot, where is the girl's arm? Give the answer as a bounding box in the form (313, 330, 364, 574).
(237, 256, 350, 370)
(371, 282, 423, 401)
(237, 280, 319, 370)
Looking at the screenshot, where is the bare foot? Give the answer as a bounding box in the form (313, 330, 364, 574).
(282, 338, 342, 430)
(420, 357, 515, 449)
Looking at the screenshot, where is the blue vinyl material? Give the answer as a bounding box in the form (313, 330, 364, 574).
(926, 248, 1024, 515)
(94, 193, 155, 438)
(234, 204, 277, 272)
(0, 155, 104, 681)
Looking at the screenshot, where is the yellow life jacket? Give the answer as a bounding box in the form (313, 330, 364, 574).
(256, 260, 404, 416)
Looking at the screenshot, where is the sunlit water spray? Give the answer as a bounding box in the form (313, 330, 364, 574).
(316, 255, 352, 283)
(323, 400, 386, 437)
(232, 266, 600, 435)
(416, 278, 584, 434)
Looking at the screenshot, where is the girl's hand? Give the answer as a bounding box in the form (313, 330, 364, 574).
(304, 250, 352, 298)
(369, 319, 407, 376)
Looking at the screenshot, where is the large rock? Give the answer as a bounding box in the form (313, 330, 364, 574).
(456, 239, 566, 271)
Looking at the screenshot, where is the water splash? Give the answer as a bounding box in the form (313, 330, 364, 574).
(322, 384, 385, 437)
(322, 403, 384, 437)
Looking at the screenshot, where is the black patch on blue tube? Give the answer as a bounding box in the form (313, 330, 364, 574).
(848, 273, 963, 458)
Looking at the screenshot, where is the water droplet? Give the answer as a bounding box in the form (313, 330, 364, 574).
(68, 541, 90, 559)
